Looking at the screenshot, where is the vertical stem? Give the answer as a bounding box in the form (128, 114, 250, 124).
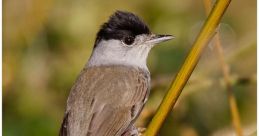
(202, 0, 243, 136)
(143, 0, 231, 135)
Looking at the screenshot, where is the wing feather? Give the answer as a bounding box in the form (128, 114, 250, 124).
(59, 66, 150, 136)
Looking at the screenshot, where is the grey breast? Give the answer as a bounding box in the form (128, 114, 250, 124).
(59, 65, 150, 136)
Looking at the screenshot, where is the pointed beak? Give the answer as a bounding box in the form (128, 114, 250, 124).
(145, 34, 175, 45)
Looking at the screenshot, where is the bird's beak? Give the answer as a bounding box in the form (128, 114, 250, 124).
(145, 34, 175, 45)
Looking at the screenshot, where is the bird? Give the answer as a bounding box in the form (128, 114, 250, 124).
(59, 10, 174, 136)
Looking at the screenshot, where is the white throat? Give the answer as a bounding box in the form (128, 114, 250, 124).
(87, 39, 152, 70)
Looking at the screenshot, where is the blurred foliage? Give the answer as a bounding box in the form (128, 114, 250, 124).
(3, 0, 256, 136)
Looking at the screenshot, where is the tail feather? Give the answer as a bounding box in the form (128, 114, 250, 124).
(59, 113, 69, 136)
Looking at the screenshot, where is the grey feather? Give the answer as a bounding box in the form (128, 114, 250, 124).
(59, 65, 150, 136)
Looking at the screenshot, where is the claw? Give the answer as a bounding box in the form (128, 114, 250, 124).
(137, 127, 146, 136)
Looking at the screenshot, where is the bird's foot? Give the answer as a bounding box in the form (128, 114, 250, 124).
(121, 125, 138, 136)
(122, 126, 146, 136)
(137, 127, 146, 136)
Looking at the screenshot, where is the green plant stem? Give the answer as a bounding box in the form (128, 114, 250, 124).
(203, 0, 243, 136)
(143, 0, 231, 135)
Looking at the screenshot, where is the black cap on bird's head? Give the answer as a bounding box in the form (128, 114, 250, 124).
(94, 11, 151, 47)
(94, 10, 174, 48)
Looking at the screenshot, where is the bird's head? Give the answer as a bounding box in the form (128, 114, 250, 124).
(87, 11, 174, 70)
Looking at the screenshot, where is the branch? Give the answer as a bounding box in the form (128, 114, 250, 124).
(202, 0, 243, 135)
(143, 0, 232, 135)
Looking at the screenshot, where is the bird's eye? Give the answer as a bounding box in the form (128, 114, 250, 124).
(123, 36, 135, 45)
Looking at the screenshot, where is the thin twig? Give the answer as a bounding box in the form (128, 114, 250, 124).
(202, 0, 243, 135)
(143, 0, 232, 135)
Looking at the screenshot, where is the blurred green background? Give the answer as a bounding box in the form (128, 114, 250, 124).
(3, 0, 256, 136)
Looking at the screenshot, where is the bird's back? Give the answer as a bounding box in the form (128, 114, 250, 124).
(60, 65, 150, 136)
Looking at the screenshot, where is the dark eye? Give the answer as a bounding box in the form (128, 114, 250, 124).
(123, 36, 135, 45)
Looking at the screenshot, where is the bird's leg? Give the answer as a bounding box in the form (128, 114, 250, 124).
(121, 125, 147, 136)
(121, 125, 138, 136)
(137, 127, 146, 134)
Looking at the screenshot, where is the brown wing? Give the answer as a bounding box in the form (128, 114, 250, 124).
(59, 66, 150, 136)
